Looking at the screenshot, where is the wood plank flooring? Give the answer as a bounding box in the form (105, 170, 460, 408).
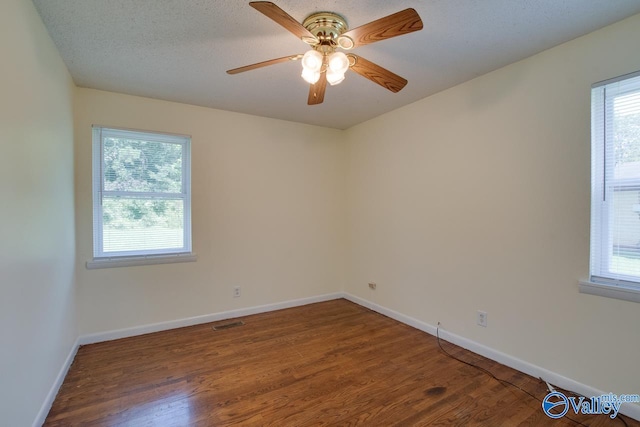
(45, 299, 637, 426)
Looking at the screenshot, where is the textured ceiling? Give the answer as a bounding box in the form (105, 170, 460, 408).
(32, 0, 640, 129)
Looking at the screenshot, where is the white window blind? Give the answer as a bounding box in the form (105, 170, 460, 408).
(92, 127, 192, 261)
(590, 71, 640, 289)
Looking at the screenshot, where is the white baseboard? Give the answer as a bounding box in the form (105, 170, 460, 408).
(33, 337, 80, 427)
(343, 292, 640, 421)
(78, 292, 343, 345)
(36, 291, 639, 424)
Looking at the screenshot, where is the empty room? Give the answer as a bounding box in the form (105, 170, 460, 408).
(2, 0, 640, 425)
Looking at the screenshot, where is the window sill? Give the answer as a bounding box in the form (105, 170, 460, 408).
(86, 253, 198, 269)
(578, 279, 640, 304)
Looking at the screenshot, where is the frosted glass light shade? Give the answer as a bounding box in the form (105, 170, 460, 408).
(301, 68, 321, 84)
(328, 52, 349, 74)
(301, 50, 323, 72)
(326, 69, 345, 86)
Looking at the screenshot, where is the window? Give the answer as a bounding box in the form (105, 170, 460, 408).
(584, 71, 640, 302)
(89, 126, 195, 268)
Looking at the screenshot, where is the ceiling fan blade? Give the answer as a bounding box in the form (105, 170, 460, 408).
(250, 2, 318, 44)
(341, 8, 423, 48)
(227, 54, 302, 74)
(308, 72, 327, 105)
(348, 54, 407, 93)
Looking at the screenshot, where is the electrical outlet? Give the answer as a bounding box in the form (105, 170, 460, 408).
(233, 286, 241, 298)
(477, 310, 487, 327)
(368, 282, 377, 290)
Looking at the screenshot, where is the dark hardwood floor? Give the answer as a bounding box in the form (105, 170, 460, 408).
(45, 299, 637, 426)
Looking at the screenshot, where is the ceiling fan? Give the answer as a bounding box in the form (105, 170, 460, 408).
(227, 2, 423, 105)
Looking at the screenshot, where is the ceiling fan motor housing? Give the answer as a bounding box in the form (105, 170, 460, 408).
(302, 12, 353, 49)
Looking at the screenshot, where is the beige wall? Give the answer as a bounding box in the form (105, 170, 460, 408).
(74, 89, 346, 335)
(0, 0, 76, 425)
(345, 13, 640, 399)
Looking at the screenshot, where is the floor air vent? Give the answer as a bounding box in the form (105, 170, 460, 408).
(212, 320, 245, 331)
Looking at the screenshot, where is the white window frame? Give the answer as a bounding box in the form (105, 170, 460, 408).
(580, 71, 640, 303)
(87, 126, 196, 269)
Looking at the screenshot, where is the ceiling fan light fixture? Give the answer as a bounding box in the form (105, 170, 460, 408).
(326, 69, 345, 86)
(301, 67, 321, 84)
(301, 49, 323, 72)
